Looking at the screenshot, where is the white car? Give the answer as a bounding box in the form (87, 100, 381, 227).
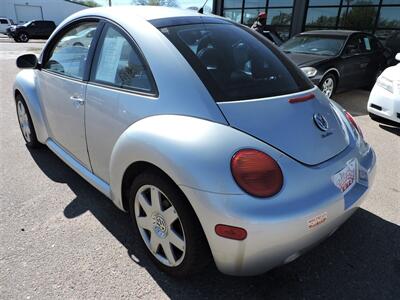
(0, 18, 14, 34)
(58, 27, 96, 48)
(368, 53, 400, 125)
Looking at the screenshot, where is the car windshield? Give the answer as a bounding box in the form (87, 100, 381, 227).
(160, 23, 311, 102)
(281, 35, 346, 56)
(23, 21, 32, 26)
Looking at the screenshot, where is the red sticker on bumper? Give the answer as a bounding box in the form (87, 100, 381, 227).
(308, 212, 328, 229)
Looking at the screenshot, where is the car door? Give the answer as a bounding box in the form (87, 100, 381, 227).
(28, 21, 40, 37)
(367, 35, 386, 79)
(37, 20, 100, 169)
(339, 34, 371, 89)
(42, 21, 56, 38)
(85, 23, 157, 182)
(36, 21, 46, 38)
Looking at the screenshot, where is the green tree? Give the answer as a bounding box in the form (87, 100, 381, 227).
(340, 6, 377, 29)
(271, 12, 291, 26)
(133, 0, 177, 6)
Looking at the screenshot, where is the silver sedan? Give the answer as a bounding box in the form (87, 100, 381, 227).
(13, 6, 376, 276)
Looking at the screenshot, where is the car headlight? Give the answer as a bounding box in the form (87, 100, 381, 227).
(10, 27, 16, 31)
(301, 67, 317, 78)
(376, 76, 394, 93)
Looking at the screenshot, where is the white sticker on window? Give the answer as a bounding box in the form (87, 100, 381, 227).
(364, 37, 371, 51)
(96, 35, 125, 83)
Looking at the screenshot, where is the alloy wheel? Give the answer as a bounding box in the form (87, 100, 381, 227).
(134, 184, 186, 267)
(17, 101, 31, 143)
(322, 77, 334, 98)
(19, 33, 28, 42)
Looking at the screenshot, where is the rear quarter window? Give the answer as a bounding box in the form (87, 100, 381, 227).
(160, 23, 312, 102)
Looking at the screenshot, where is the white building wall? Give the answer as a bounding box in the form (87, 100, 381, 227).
(0, 0, 87, 25)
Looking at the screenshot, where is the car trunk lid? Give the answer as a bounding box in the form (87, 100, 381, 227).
(217, 89, 349, 166)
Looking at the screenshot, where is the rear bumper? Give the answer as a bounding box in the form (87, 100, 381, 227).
(367, 85, 400, 124)
(181, 147, 376, 276)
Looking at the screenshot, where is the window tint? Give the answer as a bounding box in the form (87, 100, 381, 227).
(344, 35, 365, 55)
(345, 35, 376, 54)
(161, 23, 311, 101)
(44, 22, 98, 80)
(91, 25, 153, 93)
(0, 19, 8, 24)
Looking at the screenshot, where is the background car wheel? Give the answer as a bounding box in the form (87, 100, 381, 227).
(13, 37, 20, 42)
(73, 42, 84, 47)
(129, 170, 211, 277)
(15, 95, 40, 148)
(319, 73, 336, 98)
(17, 32, 29, 43)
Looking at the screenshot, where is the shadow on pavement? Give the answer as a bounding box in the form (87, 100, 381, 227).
(332, 89, 371, 117)
(379, 124, 400, 136)
(28, 147, 400, 299)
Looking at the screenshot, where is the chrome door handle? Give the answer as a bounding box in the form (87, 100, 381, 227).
(69, 95, 85, 107)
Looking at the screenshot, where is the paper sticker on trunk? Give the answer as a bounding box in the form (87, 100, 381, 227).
(308, 212, 328, 229)
(332, 159, 357, 194)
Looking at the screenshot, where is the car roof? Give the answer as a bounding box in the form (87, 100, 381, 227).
(299, 30, 362, 37)
(81, 5, 203, 21)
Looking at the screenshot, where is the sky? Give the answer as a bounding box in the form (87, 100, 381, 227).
(89, 0, 213, 9)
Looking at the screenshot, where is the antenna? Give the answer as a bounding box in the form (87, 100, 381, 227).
(198, 0, 209, 14)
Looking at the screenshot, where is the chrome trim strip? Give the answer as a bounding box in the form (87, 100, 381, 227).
(46, 138, 111, 198)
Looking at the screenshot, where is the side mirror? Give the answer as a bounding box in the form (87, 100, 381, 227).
(16, 54, 38, 69)
(396, 53, 400, 62)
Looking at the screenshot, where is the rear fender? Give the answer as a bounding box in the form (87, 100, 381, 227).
(108, 115, 285, 210)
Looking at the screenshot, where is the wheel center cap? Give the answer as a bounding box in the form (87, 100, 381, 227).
(152, 214, 168, 239)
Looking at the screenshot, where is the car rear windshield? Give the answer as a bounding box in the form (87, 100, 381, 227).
(281, 35, 346, 56)
(160, 23, 312, 102)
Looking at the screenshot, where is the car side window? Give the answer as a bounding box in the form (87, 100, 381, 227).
(344, 36, 362, 55)
(360, 35, 373, 53)
(369, 36, 380, 52)
(91, 25, 154, 93)
(0, 19, 8, 24)
(43, 22, 98, 80)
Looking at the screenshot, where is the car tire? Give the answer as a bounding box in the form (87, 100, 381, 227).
(13, 37, 20, 42)
(17, 32, 29, 43)
(128, 170, 211, 277)
(15, 94, 40, 148)
(319, 73, 336, 98)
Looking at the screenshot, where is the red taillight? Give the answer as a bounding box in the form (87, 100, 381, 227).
(215, 224, 247, 240)
(345, 111, 363, 139)
(288, 93, 315, 103)
(231, 149, 283, 198)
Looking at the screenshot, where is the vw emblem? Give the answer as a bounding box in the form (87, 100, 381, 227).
(313, 113, 329, 131)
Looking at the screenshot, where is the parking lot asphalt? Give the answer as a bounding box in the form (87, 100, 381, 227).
(1, 38, 399, 299)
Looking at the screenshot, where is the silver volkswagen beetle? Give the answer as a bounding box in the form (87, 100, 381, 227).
(14, 6, 376, 277)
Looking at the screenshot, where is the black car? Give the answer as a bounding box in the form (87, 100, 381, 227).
(281, 30, 391, 97)
(7, 20, 56, 43)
